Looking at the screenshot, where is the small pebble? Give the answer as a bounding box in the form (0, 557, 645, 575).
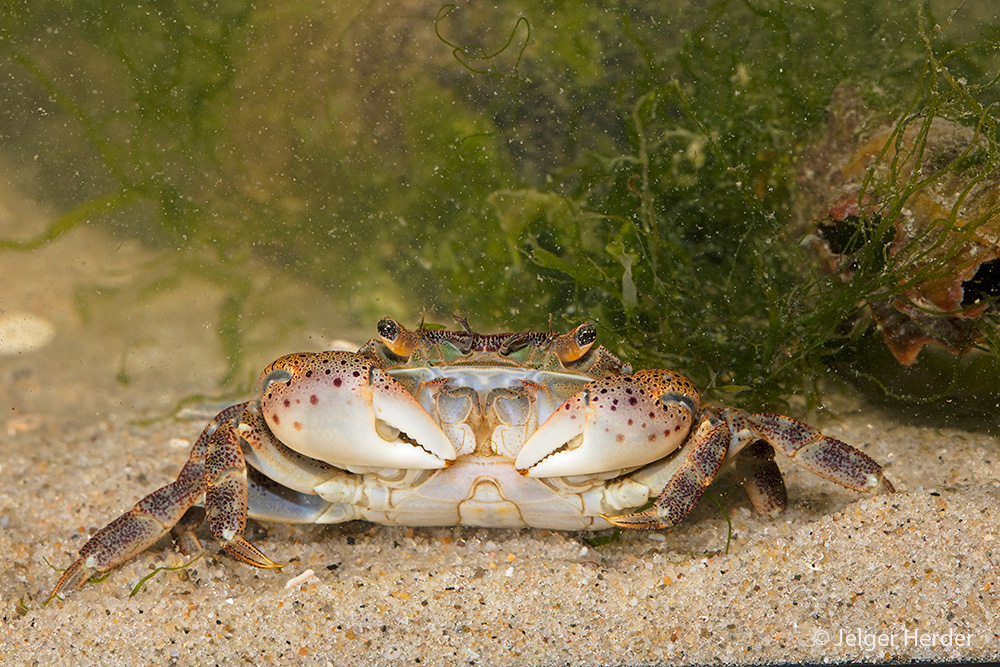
(285, 569, 319, 589)
(0, 312, 56, 355)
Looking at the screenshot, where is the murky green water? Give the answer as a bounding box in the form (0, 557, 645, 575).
(2, 1, 998, 417)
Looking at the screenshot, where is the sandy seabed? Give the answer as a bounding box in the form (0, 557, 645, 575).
(1, 223, 998, 666)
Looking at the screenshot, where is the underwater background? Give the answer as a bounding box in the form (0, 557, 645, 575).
(3, 5, 1000, 665)
(2, 0, 999, 421)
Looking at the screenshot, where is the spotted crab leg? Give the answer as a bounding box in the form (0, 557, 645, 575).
(605, 407, 894, 530)
(49, 403, 277, 599)
(602, 412, 731, 529)
(736, 411, 895, 494)
(732, 440, 787, 517)
(203, 412, 282, 570)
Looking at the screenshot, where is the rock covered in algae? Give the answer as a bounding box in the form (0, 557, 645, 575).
(798, 87, 999, 366)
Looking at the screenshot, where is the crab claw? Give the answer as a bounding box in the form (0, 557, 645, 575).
(514, 370, 700, 477)
(258, 351, 456, 470)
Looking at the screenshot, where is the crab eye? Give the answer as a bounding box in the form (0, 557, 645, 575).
(377, 317, 400, 343)
(574, 323, 597, 348)
(377, 318, 419, 357)
(552, 322, 597, 364)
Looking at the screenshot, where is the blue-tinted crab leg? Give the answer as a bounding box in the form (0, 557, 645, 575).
(246, 467, 338, 524)
(204, 415, 282, 570)
(48, 403, 244, 598)
(603, 415, 731, 529)
(733, 440, 787, 517)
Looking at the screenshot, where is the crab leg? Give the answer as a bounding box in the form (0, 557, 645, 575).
(733, 440, 787, 517)
(49, 403, 241, 598)
(48, 402, 285, 598)
(245, 468, 339, 523)
(735, 411, 895, 494)
(606, 407, 894, 530)
(203, 415, 281, 570)
(603, 414, 731, 529)
(170, 506, 207, 557)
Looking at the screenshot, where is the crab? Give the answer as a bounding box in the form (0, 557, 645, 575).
(50, 318, 894, 597)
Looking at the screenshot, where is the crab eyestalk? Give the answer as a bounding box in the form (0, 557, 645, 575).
(259, 351, 456, 470)
(551, 323, 597, 363)
(515, 370, 700, 477)
(377, 317, 422, 358)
